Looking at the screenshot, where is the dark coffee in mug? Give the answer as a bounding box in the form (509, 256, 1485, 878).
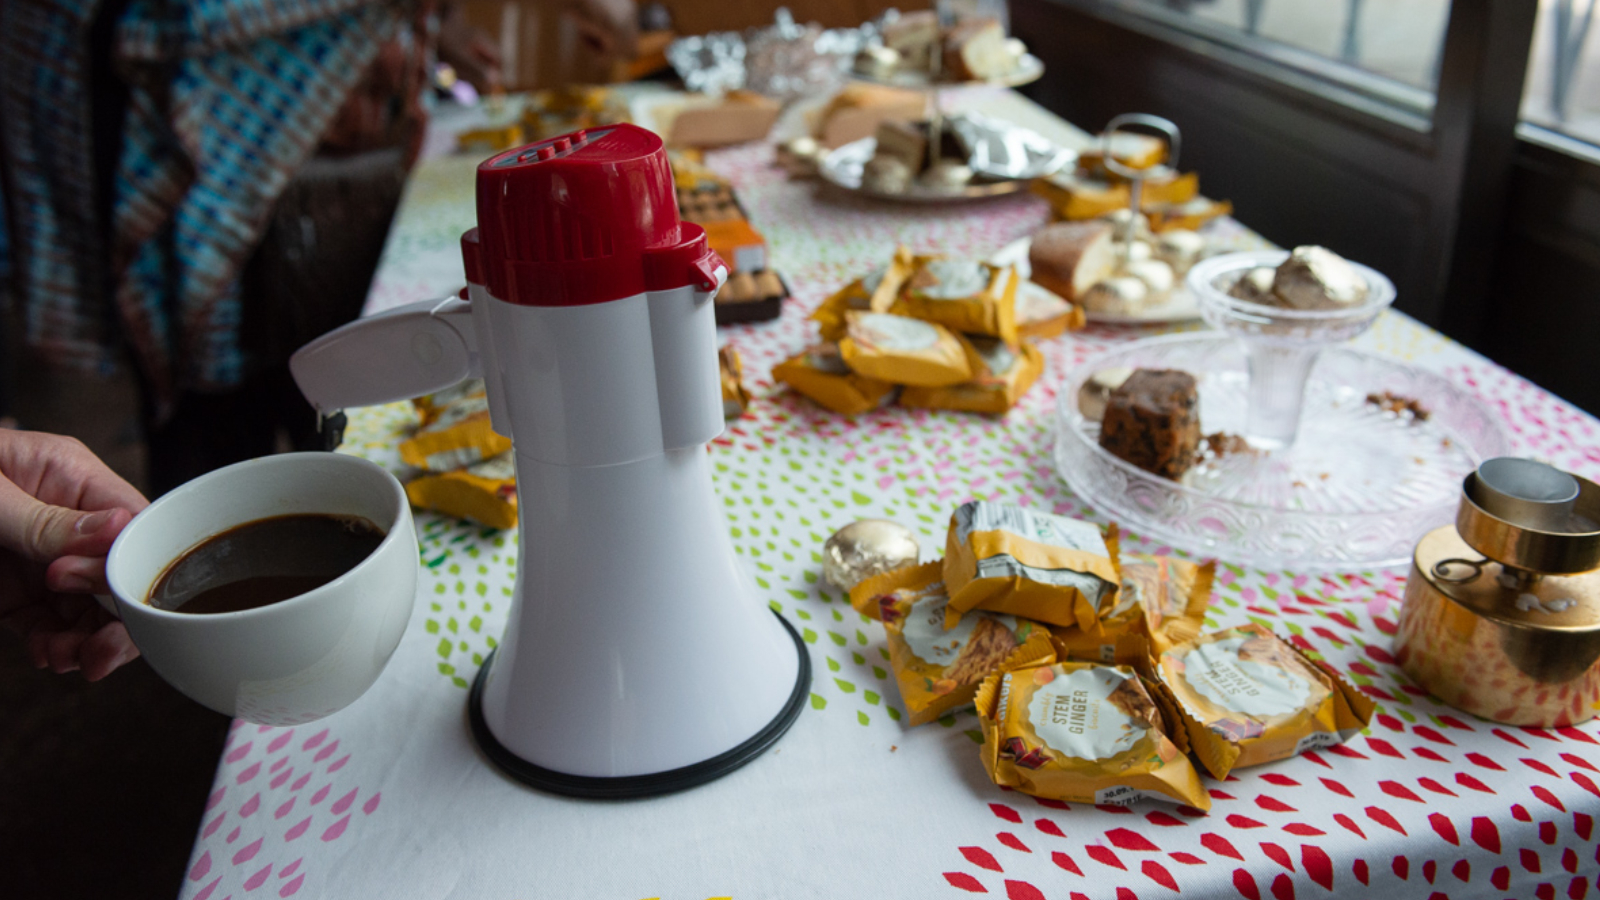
(148, 514, 386, 614)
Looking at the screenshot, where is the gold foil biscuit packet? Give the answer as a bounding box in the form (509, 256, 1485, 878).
(399, 389, 513, 472)
(812, 247, 917, 342)
(404, 451, 518, 530)
(893, 258, 1020, 346)
(900, 338, 1043, 415)
(1128, 555, 1214, 654)
(1158, 624, 1375, 779)
(719, 346, 751, 419)
(773, 343, 898, 415)
(412, 378, 486, 427)
(1055, 555, 1215, 662)
(1015, 282, 1085, 341)
(849, 560, 939, 621)
(943, 500, 1121, 632)
(839, 312, 973, 388)
(876, 564, 1054, 726)
(976, 657, 1211, 809)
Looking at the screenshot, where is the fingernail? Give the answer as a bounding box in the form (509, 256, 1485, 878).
(75, 510, 118, 535)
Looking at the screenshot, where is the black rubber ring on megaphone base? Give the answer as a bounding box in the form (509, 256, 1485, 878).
(467, 609, 809, 799)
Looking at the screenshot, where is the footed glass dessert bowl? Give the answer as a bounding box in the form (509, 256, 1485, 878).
(1189, 249, 1397, 450)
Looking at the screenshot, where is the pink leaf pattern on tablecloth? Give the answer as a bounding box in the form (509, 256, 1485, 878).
(178, 720, 378, 898)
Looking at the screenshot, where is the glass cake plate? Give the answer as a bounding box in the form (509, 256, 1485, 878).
(1054, 333, 1514, 570)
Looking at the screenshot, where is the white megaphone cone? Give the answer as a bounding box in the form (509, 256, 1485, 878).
(290, 125, 807, 797)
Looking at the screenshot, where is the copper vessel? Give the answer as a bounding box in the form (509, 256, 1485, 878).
(1394, 461, 1600, 726)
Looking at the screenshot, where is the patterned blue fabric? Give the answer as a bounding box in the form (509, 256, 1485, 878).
(0, 0, 400, 411)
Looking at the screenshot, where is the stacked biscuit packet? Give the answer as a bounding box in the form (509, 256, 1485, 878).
(777, 247, 1078, 416)
(405, 354, 752, 527)
(1031, 130, 1231, 233)
(838, 499, 1374, 810)
(401, 380, 518, 530)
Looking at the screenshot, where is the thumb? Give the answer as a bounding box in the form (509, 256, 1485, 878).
(0, 477, 131, 562)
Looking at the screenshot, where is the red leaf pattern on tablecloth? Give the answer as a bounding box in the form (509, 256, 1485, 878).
(990, 803, 1022, 823)
(1142, 859, 1179, 892)
(996, 833, 1030, 853)
(1234, 868, 1262, 900)
(1087, 845, 1126, 870)
(961, 847, 1003, 872)
(1203, 833, 1244, 860)
(1004, 879, 1044, 900)
(944, 872, 987, 893)
(1106, 829, 1159, 852)
(1260, 842, 1294, 872)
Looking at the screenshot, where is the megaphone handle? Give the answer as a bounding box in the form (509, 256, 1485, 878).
(290, 296, 481, 414)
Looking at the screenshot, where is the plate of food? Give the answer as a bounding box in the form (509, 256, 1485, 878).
(1054, 334, 1513, 569)
(850, 12, 1044, 89)
(988, 221, 1211, 325)
(820, 115, 1073, 202)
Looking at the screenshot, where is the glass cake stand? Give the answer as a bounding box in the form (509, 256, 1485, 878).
(1054, 333, 1513, 570)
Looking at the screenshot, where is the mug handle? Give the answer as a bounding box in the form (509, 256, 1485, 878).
(94, 594, 120, 618)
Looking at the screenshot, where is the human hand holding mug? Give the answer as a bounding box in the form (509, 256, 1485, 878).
(0, 430, 146, 680)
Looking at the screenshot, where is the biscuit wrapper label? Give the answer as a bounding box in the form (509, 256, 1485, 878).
(976, 659, 1210, 810)
(839, 312, 974, 388)
(893, 258, 1020, 346)
(1159, 624, 1373, 779)
(399, 392, 513, 472)
(404, 451, 518, 530)
(944, 501, 1120, 632)
(812, 247, 916, 341)
(900, 340, 1044, 415)
(773, 343, 897, 415)
(881, 566, 1055, 727)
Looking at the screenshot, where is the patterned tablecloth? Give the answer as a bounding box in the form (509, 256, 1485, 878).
(181, 89, 1600, 900)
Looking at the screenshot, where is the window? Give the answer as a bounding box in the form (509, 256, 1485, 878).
(1521, 0, 1600, 149)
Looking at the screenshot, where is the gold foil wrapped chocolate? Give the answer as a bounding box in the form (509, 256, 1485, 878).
(822, 519, 920, 592)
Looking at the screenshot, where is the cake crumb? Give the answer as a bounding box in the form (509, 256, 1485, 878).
(1366, 390, 1430, 421)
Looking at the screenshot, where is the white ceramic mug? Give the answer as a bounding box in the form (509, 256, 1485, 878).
(105, 453, 417, 725)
